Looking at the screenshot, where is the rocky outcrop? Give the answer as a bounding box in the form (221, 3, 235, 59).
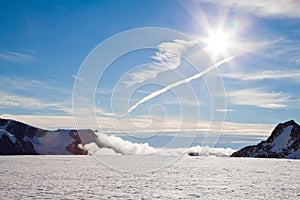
(231, 120, 300, 159)
(0, 118, 89, 155)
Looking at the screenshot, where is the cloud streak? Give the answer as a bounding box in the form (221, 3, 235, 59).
(125, 53, 242, 115)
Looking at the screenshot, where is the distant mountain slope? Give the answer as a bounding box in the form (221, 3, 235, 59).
(0, 118, 89, 155)
(231, 120, 300, 159)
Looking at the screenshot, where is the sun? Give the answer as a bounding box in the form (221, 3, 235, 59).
(205, 30, 231, 57)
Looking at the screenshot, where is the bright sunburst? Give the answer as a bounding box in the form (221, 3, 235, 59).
(205, 30, 231, 57)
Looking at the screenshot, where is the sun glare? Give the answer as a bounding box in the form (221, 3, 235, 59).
(205, 30, 231, 56)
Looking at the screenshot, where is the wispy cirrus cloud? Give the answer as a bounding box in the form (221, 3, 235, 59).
(0, 75, 73, 100)
(0, 113, 275, 136)
(0, 76, 44, 93)
(216, 109, 236, 112)
(0, 51, 36, 63)
(223, 69, 300, 83)
(0, 74, 116, 117)
(199, 0, 300, 18)
(0, 76, 73, 114)
(227, 88, 291, 109)
(122, 39, 194, 87)
(0, 90, 56, 110)
(275, 43, 300, 65)
(0, 89, 111, 118)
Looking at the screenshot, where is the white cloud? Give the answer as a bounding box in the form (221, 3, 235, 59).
(199, 0, 300, 18)
(216, 109, 236, 112)
(223, 69, 300, 83)
(122, 39, 195, 87)
(227, 88, 290, 109)
(31, 80, 42, 84)
(0, 51, 36, 63)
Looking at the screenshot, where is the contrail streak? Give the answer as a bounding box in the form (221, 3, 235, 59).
(125, 53, 243, 115)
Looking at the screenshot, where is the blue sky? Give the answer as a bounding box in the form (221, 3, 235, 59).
(1, 0, 300, 143)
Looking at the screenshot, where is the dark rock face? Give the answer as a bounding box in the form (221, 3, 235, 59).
(0, 119, 38, 155)
(66, 130, 88, 155)
(0, 132, 27, 155)
(0, 118, 90, 155)
(188, 152, 200, 156)
(231, 120, 300, 159)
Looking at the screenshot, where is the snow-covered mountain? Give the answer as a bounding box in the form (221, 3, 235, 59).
(231, 120, 300, 159)
(0, 118, 90, 155)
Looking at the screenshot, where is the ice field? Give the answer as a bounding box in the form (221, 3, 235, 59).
(0, 155, 299, 199)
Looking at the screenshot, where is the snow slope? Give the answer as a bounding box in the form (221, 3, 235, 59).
(271, 125, 293, 152)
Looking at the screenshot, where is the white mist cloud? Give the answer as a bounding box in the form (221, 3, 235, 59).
(184, 146, 235, 157)
(83, 133, 235, 156)
(89, 132, 157, 155)
(156, 146, 235, 157)
(85, 138, 235, 156)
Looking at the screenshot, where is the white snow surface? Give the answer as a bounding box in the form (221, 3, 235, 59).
(0, 129, 17, 143)
(0, 155, 299, 199)
(271, 125, 293, 152)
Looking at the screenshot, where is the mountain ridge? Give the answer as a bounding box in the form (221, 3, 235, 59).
(0, 118, 89, 155)
(231, 120, 300, 159)
(1, 117, 300, 158)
